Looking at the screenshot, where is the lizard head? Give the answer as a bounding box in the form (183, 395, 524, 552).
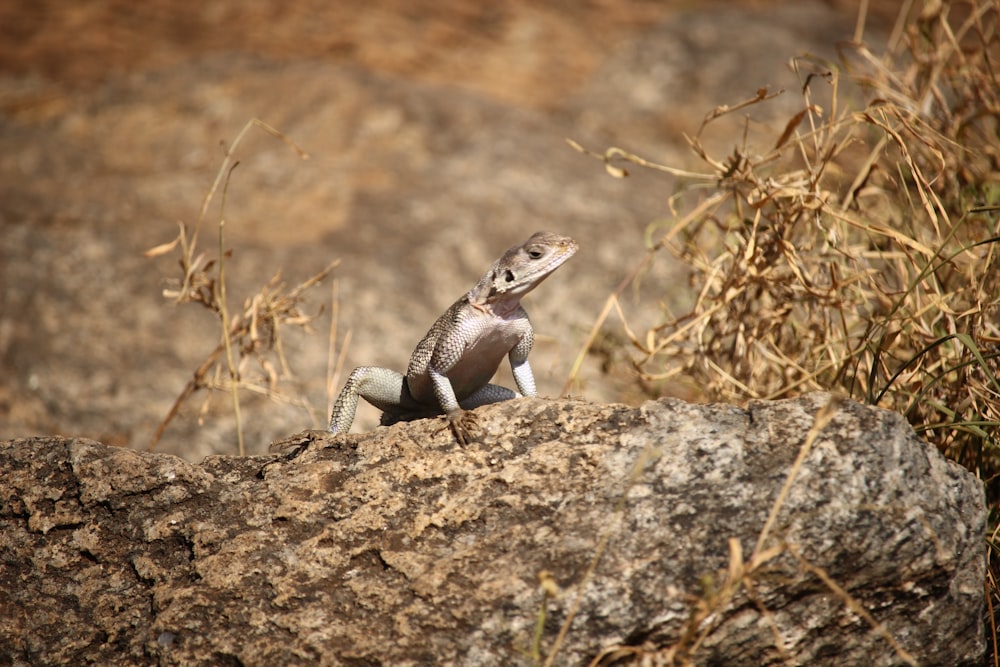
(469, 231, 578, 307)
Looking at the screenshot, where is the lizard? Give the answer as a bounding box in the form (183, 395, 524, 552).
(328, 230, 578, 444)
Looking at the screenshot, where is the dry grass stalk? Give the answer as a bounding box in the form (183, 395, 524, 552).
(145, 119, 337, 453)
(569, 0, 999, 493)
(568, 0, 999, 662)
(576, 399, 915, 666)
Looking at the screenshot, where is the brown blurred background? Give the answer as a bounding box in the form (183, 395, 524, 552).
(0, 0, 904, 458)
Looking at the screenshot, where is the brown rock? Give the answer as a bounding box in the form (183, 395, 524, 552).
(0, 394, 984, 665)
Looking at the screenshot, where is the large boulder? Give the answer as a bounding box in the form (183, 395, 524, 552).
(0, 394, 985, 665)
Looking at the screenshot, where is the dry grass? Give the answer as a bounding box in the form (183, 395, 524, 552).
(569, 0, 1000, 662)
(145, 119, 337, 454)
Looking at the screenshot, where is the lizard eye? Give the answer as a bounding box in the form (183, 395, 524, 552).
(528, 248, 544, 259)
(505, 270, 516, 282)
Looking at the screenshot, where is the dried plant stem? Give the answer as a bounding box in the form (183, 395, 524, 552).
(147, 341, 226, 452)
(789, 545, 917, 666)
(325, 278, 353, 424)
(540, 447, 662, 667)
(561, 191, 728, 395)
(180, 118, 309, 305)
(753, 396, 841, 558)
(217, 163, 244, 456)
(146, 119, 334, 453)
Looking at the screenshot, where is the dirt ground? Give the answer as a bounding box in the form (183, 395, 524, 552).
(0, 0, 904, 459)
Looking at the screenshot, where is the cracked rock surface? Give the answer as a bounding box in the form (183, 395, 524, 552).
(0, 394, 985, 665)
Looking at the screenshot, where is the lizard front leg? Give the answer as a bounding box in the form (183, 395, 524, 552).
(428, 366, 477, 445)
(328, 366, 407, 434)
(509, 330, 538, 397)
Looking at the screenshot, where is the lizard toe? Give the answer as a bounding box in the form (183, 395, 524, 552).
(440, 409, 478, 445)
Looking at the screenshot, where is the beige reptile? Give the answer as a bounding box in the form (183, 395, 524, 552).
(328, 231, 577, 444)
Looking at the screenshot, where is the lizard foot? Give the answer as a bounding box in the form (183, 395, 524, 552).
(439, 409, 478, 445)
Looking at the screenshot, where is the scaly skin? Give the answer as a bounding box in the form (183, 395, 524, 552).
(328, 231, 577, 443)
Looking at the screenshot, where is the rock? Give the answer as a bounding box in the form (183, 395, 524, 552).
(0, 394, 985, 665)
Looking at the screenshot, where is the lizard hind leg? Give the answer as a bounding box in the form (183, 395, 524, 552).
(459, 383, 518, 409)
(329, 366, 409, 434)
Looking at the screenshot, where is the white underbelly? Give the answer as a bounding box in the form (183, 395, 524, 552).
(445, 326, 523, 398)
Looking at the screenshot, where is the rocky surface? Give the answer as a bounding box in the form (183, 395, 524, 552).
(0, 1, 889, 458)
(0, 394, 985, 666)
